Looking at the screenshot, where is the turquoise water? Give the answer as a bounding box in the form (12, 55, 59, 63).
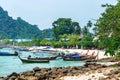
(0, 48, 85, 77)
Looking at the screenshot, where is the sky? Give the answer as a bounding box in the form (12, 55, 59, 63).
(0, 0, 117, 30)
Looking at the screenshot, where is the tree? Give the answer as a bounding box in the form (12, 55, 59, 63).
(72, 22, 81, 34)
(58, 34, 80, 48)
(82, 20, 93, 35)
(31, 36, 41, 46)
(42, 29, 53, 38)
(52, 18, 72, 39)
(87, 20, 92, 28)
(2, 39, 11, 44)
(80, 34, 93, 49)
(40, 38, 48, 46)
(52, 18, 81, 39)
(95, 1, 120, 56)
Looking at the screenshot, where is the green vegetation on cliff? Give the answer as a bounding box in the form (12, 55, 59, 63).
(0, 7, 53, 39)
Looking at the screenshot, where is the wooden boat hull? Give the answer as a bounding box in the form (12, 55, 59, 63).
(28, 55, 58, 60)
(62, 51, 98, 61)
(18, 56, 49, 63)
(62, 56, 96, 61)
(63, 57, 86, 61)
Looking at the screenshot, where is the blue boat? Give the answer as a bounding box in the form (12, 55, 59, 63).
(0, 51, 18, 56)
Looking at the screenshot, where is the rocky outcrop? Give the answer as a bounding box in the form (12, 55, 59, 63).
(1, 62, 110, 80)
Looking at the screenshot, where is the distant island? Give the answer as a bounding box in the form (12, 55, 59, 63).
(0, 7, 53, 39)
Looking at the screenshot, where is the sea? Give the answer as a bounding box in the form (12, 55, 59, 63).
(0, 48, 85, 77)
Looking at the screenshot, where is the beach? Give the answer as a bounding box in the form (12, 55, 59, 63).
(58, 49, 119, 80)
(0, 49, 119, 80)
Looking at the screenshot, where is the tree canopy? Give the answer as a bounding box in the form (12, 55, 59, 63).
(52, 18, 81, 39)
(82, 20, 93, 36)
(95, 1, 120, 56)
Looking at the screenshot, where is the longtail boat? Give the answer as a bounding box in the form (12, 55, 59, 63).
(62, 51, 99, 61)
(62, 56, 96, 61)
(18, 56, 49, 63)
(27, 54, 59, 60)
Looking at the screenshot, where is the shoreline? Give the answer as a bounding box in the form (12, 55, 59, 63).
(1, 62, 120, 80)
(0, 48, 119, 80)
